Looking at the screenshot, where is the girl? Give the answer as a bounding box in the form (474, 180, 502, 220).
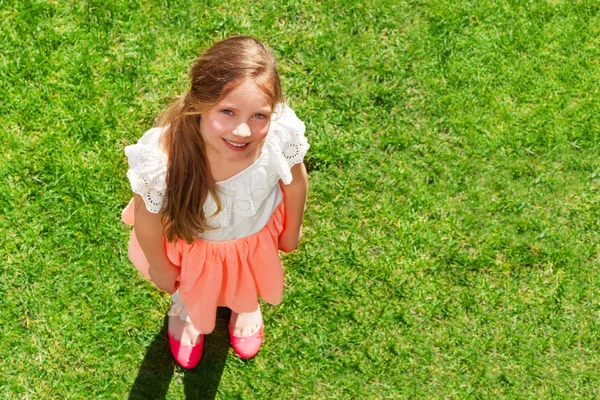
(121, 36, 309, 368)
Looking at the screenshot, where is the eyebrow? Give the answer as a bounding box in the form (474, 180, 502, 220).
(218, 104, 273, 113)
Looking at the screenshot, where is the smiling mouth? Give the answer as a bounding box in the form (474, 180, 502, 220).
(224, 139, 249, 149)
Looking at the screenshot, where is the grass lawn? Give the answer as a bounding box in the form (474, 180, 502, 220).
(1, 0, 599, 398)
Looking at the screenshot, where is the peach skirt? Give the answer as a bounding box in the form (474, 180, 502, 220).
(121, 199, 285, 334)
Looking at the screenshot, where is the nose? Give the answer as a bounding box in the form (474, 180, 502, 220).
(232, 122, 251, 138)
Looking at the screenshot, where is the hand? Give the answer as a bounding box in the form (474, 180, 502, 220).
(278, 226, 302, 253)
(148, 262, 180, 294)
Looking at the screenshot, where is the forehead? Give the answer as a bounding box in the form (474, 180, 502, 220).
(219, 80, 272, 110)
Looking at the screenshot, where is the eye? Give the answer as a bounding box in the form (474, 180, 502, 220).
(221, 109, 233, 115)
(254, 113, 267, 119)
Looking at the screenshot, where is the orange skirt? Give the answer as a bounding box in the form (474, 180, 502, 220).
(121, 199, 285, 334)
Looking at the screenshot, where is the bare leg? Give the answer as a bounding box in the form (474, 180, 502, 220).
(168, 290, 202, 346)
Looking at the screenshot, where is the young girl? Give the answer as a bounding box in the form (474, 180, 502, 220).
(121, 36, 309, 368)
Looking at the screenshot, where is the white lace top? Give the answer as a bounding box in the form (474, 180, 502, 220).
(125, 104, 309, 241)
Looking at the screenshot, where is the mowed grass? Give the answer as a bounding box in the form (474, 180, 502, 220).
(1, 0, 599, 398)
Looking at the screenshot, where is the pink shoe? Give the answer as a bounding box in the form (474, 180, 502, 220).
(228, 323, 264, 359)
(168, 331, 204, 369)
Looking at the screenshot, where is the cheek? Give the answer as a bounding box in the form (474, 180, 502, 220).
(203, 115, 229, 135)
(211, 119, 227, 133)
(252, 121, 271, 139)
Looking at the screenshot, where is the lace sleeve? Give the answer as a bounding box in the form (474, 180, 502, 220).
(124, 128, 168, 213)
(271, 104, 309, 169)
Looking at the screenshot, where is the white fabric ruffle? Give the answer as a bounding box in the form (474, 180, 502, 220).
(125, 128, 168, 214)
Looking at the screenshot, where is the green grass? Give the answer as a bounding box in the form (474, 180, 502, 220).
(2, 0, 600, 398)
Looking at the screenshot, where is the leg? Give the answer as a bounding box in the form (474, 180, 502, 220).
(168, 290, 203, 345)
(168, 291, 204, 368)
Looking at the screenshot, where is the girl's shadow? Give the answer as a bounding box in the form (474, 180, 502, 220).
(128, 308, 231, 400)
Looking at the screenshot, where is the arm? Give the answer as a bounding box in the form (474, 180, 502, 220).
(133, 194, 180, 294)
(279, 162, 308, 253)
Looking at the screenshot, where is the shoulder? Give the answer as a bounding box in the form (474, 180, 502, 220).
(125, 127, 168, 166)
(124, 127, 169, 213)
(257, 104, 309, 186)
(268, 104, 309, 171)
(270, 104, 306, 138)
(125, 127, 166, 154)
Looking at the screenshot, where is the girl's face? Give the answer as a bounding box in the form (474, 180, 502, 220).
(200, 80, 273, 165)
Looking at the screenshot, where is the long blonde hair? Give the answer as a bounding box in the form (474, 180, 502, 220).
(158, 36, 284, 243)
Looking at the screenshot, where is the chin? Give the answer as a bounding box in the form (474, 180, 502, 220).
(224, 145, 260, 160)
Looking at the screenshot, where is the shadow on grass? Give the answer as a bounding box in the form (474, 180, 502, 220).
(129, 308, 231, 400)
